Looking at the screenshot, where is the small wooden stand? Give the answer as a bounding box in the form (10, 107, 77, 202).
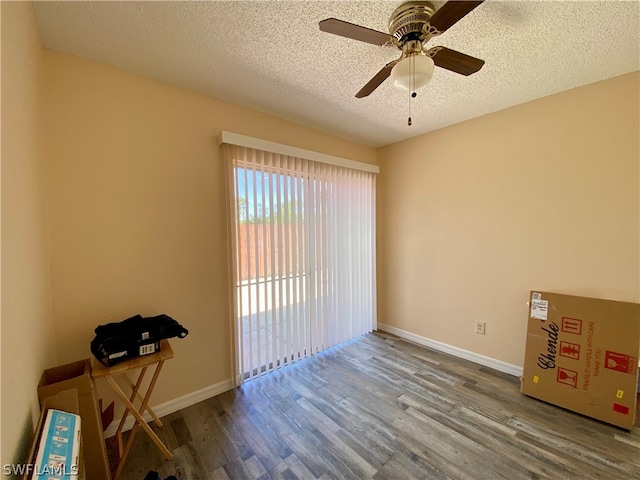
(91, 339, 174, 480)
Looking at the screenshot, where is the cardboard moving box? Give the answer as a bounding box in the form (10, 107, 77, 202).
(38, 359, 111, 480)
(521, 291, 640, 430)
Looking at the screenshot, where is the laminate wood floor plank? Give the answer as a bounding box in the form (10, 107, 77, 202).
(409, 403, 558, 480)
(181, 401, 248, 466)
(452, 406, 570, 479)
(280, 454, 317, 479)
(113, 332, 640, 479)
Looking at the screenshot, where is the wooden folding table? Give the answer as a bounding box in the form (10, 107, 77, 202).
(91, 339, 174, 480)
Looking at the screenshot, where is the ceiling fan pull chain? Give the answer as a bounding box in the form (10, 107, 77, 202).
(408, 55, 414, 126)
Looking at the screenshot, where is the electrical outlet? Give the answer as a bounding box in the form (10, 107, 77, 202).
(475, 321, 486, 335)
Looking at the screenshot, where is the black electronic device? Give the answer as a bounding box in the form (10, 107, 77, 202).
(90, 314, 188, 367)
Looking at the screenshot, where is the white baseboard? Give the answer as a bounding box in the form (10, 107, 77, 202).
(104, 378, 234, 438)
(377, 323, 523, 377)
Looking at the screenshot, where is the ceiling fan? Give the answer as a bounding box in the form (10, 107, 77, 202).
(319, 1, 485, 103)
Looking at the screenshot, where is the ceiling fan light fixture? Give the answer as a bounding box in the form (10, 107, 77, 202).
(391, 54, 434, 92)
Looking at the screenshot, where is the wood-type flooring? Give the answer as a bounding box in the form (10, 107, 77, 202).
(112, 331, 640, 479)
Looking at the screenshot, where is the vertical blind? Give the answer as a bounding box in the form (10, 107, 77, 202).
(222, 141, 377, 384)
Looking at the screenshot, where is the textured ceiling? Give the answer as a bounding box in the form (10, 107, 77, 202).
(33, 1, 640, 148)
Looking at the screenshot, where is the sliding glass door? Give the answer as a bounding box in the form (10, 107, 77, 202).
(224, 144, 376, 384)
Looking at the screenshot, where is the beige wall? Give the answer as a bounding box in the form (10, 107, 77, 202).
(42, 49, 377, 412)
(1, 1, 58, 471)
(377, 72, 640, 367)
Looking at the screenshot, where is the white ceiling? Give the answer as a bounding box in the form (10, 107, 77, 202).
(33, 1, 640, 148)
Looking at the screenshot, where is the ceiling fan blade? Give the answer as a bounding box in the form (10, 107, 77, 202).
(428, 1, 484, 33)
(429, 47, 485, 76)
(319, 18, 392, 46)
(355, 60, 399, 98)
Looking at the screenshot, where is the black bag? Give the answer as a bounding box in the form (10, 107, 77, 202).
(91, 314, 188, 367)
